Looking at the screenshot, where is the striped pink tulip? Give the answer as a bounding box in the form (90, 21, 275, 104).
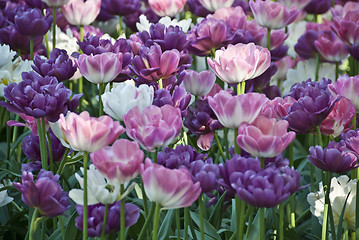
(58, 111, 124, 152)
(90, 139, 144, 185)
(61, 0, 101, 26)
(148, 0, 187, 17)
(141, 158, 201, 209)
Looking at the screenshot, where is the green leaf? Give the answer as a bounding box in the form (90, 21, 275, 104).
(190, 211, 221, 240)
(158, 209, 175, 240)
(208, 191, 226, 228)
(64, 211, 78, 240)
(336, 191, 351, 239)
(47, 227, 62, 240)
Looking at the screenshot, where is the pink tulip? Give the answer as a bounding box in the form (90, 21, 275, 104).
(249, 0, 299, 29)
(181, 70, 216, 97)
(148, 0, 187, 17)
(320, 97, 356, 138)
(236, 115, 296, 158)
(207, 43, 271, 84)
(314, 31, 349, 62)
(58, 111, 125, 152)
(123, 105, 182, 152)
(208, 90, 269, 129)
(141, 158, 201, 210)
(76, 52, 123, 84)
(61, 0, 101, 26)
(90, 139, 144, 185)
(329, 75, 359, 112)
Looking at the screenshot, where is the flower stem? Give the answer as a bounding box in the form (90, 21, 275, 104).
(289, 143, 295, 228)
(120, 184, 125, 240)
(316, 126, 323, 147)
(158, 78, 163, 90)
(321, 171, 332, 240)
(138, 202, 156, 240)
(152, 203, 162, 240)
(234, 128, 240, 155)
(335, 62, 339, 80)
(184, 207, 189, 240)
(30, 37, 34, 60)
(314, 53, 320, 82)
(44, 33, 50, 58)
(260, 208, 265, 240)
(29, 208, 39, 240)
(267, 28, 271, 50)
(279, 203, 284, 240)
(56, 148, 70, 175)
(52, 7, 56, 50)
(176, 209, 181, 240)
(46, 132, 54, 172)
(214, 132, 226, 162)
(153, 148, 158, 164)
(83, 152, 89, 240)
(238, 198, 246, 240)
(99, 83, 105, 117)
(118, 16, 123, 37)
(36, 118, 48, 171)
(199, 194, 205, 240)
(101, 204, 109, 240)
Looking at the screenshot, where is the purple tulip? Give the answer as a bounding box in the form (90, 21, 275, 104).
(32, 48, 77, 81)
(13, 170, 70, 217)
(208, 90, 269, 129)
(101, 0, 141, 16)
(123, 105, 182, 152)
(190, 160, 220, 193)
(14, 8, 52, 37)
(152, 86, 191, 116)
(90, 139, 144, 185)
(141, 158, 201, 209)
(0, 71, 81, 122)
(249, 0, 299, 29)
(295, 30, 320, 60)
(75, 201, 140, 237)
(187, 0, 212, 17)
(314, 31, 348, 62)
(308, 142, 359, 173)
(304, 0, 331, 14)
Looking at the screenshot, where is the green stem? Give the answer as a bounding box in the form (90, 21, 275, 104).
(83, 152, 89, 240)
(44, 33, 50, 58)
(138, 202, 156, 240)
(41, 220, 46, 240)
(153, 148, 158, 164)
(46, 131, 54, 172)
(199, 195, 205, 240)
(267, 28, 271, 50)
(80, 25, 84, 42)
(335, 62, 339, 80)
(234, 128, 240, 155)
(56, 148, 70, 175)
(322, 171, 332, 240)
(316, 126, 323, 147)
(184, 207, 189, 240)
(36, 118, 48, 171)
(353, 114, 357, 131)
(52, 7, 56, 50)
(30, 37, 34, 60)
(99, 83, 105, 117)
(214, 132, 226, 162)
(158, 78, 163, 90)
(118, 16, 123, 37)
(6, 112, 11, 160)
(315, 53, 320, 82)
(279, 204, 284, 240)
(120, 185, 125, 240)
(238, 199, 246, 240)
(260, 157, 265, 169)
(152, 203, 162, 240)
(58, 216, 65, 239)
(101, 204, 109, 240)
(29, 208, 39, 240)
(260, 208, 265, 240)
(289, 143, 295, 228)
(140, 178, 148, 217)
(176, 209, 181, 240)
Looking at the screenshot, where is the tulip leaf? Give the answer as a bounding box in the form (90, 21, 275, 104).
(158, 209, 175, 240)
(190, 211, 221, 240)
(10, 130, 30, 159)
(208, 191, 226, 228)
(336, 191, 350, 239)
(64, 211, 78, 240)
(47, 227, 62, 240)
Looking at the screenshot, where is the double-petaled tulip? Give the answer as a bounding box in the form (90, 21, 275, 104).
(141, 159, 201, 209)
(236, 115, 296, 158)
(208, 43, 271, 84)
(148, 0, 187, 17)
(329, 75, 359, 112)
(123, 105, 182, 152)
(249, 0, 299, 30)
(314, 31, 349, 62)
(76, 52, 124, 84)
(13, 170, 70, 217)
(14, 8, 52, 37)
(90, 139, 144, 185)
(57, 111, 125, 152)
(208, 90, 269, 129)
(180, 70, 216, 97)
(61, 0, 101, 26)
(198, 0, 234, 12)
(102, 82, 154, 121)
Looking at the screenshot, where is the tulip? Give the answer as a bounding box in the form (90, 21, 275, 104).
(76, 52, 123, 84)
(208, 90, 269, 129)
(236, 116, 296, 158)
(41, 0, 70, 7)
(208, 43, 271, 84)
(148, 0, 187, 17)
(101, 83, 154, 121)
(180, 70, 216, 96)
(198, 0, 234, 12)
(123, 105, 182, 152)
(314, 31, 349, 62)
(249, 0, 299, 29)
(14, 8, 53, 37)
(57, 111, 125, 152)
(329, 75, 359, 112)
(141, 158, 201, 209)
(91, 139, 144, 185)
(61, 0, 101, 26)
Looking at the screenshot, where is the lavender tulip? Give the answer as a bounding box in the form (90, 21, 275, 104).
(180, 70, 216, 97)
(14, 8, 52, 37)
(148, 0, 187, 17)
(152, 86, 191, 116)
(123, 105, 182, 152)
(13, 170, 70, 217)
(304, 0, 331, 14)
(190, 160, 220, 193)
(141, 158, 201, 210)
(61, 0, 101, 26)
(314, 31, 349, 62)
